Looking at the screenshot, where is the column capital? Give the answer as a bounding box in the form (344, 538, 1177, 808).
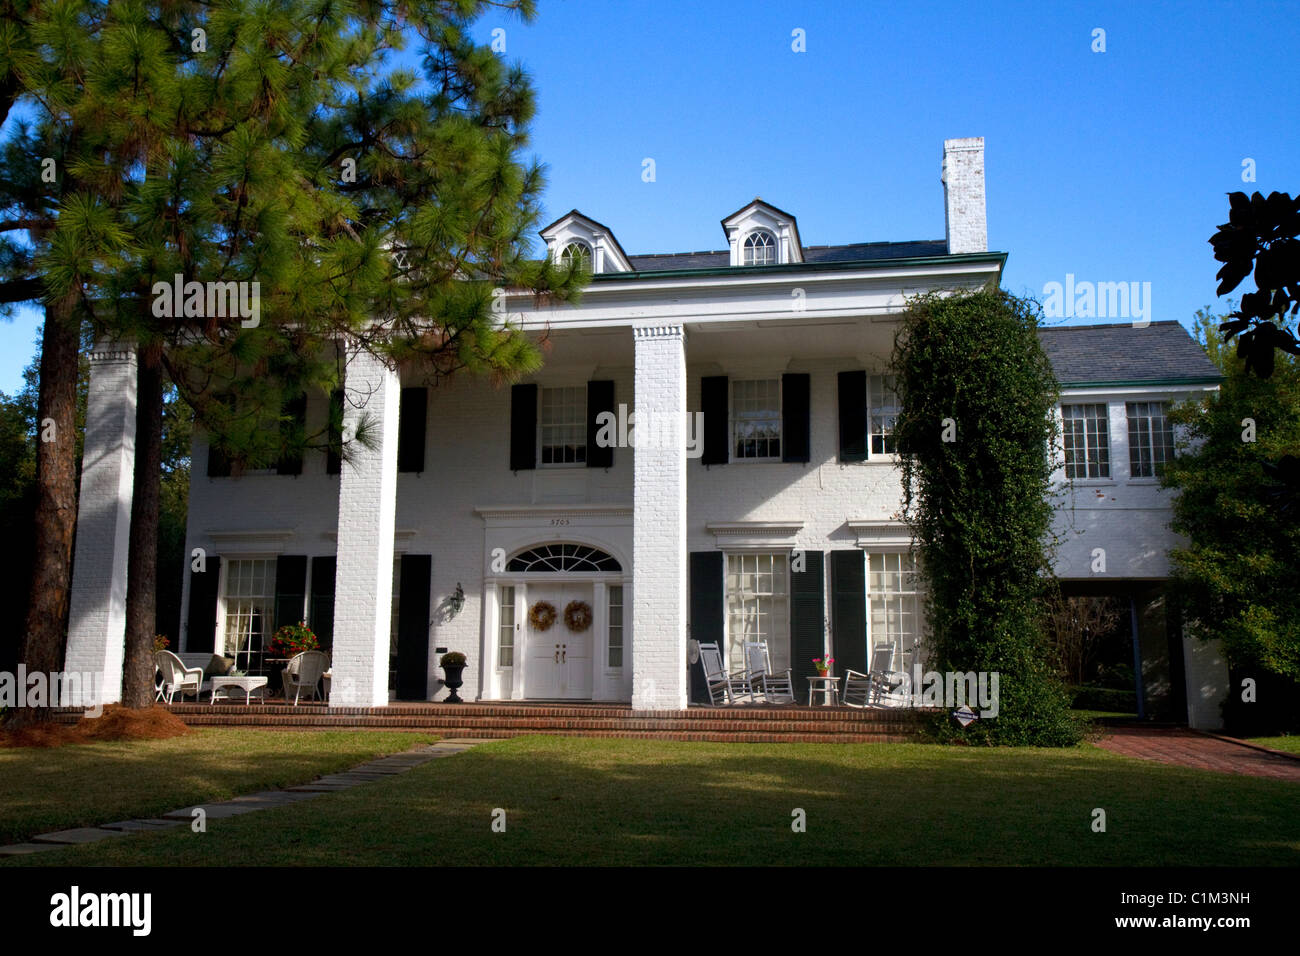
(87, 340, 137, 365)
(632, 323, 685, 343)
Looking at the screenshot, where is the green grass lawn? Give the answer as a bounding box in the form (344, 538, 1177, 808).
(0, 729, 433, 844)
(1247, 735, 1300, 754)
(6, 736, 1297, 867)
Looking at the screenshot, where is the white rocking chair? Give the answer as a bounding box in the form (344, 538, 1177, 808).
(744, 641, 795, 704)
(698, 642, 752, 705)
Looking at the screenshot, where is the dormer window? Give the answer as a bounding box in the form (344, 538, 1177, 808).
(559, 241, 593, 271)
(743, 231, 777, 266)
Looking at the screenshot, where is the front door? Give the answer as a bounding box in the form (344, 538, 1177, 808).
(525, 583, 593, 699)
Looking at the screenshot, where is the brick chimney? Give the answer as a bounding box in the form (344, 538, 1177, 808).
(942, 137, 986, 254)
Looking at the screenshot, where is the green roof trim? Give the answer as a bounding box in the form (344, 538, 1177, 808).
(589, 251, 1008, 282)
(1057, 376, 1224, 389)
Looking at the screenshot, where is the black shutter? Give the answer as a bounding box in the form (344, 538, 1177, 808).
(326, 388, 343, 475)
(309, 556, 336, 652)
(838, 371, 868, 462)
(790, 551, 825, 704)
(396, 555, 432, 700)
(510, 383, 537, 471)
(276, 393, 307, 475)
(782, 373, 810, 463)
(185, 556, 221, 654)
(700, 376, 728, 466)
(397, 387, 427, 473)
(273, 555, 308, 631)
(206, 440, 231, 478)
(831, 550, 868, 676)
(689, 551, 725, 704)
(586, 380, 615, 468)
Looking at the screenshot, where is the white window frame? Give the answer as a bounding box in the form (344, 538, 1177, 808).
(1061, 403, 1111, 480)
(866, 551, 924, 674)
(559, 240, 592, 271)
(1126, 401, 1173, 479)
(497, 584, 516, 668)
(219, 557, 277, 670)
(743, 230, 777, 266)
(607, 584, 624, 670)
(868, 374, 900, 458)
(723, 552, 790, 673)
(538, 384, 587, 468)
(730, 378, 782, 462)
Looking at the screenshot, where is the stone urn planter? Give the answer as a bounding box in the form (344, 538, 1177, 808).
(440, 651, 468, 703)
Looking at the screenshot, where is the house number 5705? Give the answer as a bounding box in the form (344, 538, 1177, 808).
(550, 518, 569, 526)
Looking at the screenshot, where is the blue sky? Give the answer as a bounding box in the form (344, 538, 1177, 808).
(2, 0, 1297, 392)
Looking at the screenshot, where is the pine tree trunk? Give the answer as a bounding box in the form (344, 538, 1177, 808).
(11, 294, 82, 727)
(122, 347, 163, 709)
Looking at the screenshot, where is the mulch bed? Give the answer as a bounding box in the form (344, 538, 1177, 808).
(0, 705, 192, 748)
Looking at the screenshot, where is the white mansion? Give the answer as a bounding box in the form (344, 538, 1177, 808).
(64, 138, 1230, 727)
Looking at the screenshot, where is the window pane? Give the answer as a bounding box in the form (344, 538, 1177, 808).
(540, 386, 587, 465)
(1062, 404, 1110, 479)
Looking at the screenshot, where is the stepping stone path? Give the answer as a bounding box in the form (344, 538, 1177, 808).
(0, 739, 489, 857)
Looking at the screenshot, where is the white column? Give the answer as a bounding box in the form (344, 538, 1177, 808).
(330, 349, 400, 707)
(631, 324, 688, 710)
(65, 340, 138, 708)
(1183, 635, 1229, 730)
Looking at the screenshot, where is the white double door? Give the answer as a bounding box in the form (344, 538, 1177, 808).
(525, 583, 594, 699)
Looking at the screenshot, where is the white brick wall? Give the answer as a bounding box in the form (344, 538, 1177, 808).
(331, 349, 401, 707)
(65, 341, 138, 707)
(942, 137, 987, 255)
(631, 324, 688, 710)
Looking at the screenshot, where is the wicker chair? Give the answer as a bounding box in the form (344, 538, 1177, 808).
(282, 651, 330, 705)
(153, 650, 205, 704)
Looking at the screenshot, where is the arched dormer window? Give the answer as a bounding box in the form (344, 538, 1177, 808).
(743, 230, 777, 266)
(559, 241, 593, 271)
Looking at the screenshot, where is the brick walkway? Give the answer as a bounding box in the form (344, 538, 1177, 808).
(1097, 726, 1300, 781)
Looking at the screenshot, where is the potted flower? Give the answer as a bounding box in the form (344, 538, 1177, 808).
(813, 655, 835, 677)
(440, 651, 468, 703)
(267, 621, 320, 658)
(153, 634, 170, 653)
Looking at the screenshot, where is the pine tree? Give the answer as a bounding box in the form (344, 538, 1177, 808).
(2, 0, 584, 714)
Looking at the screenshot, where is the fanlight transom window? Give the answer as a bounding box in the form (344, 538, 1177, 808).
(743, 231, 777, 265)
(559, 241, 593, 270)
(506, 543, 622, 573)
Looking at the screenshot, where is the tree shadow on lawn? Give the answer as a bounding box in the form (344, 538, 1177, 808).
(12, 738, 1299, 867)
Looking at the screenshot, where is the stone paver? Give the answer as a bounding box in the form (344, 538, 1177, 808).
(0, 739, 494, 857)
(0, 843, 67, 857)
(32, 827, 133, 845)
(1098, 726, 1300, 781)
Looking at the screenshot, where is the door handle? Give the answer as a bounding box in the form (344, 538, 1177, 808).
(554, 645, 560, 663)
(561, 645, 567, 663)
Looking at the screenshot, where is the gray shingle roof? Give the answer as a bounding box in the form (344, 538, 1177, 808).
(1038, 321, 1222, 385)
(625, 239, 951, 272)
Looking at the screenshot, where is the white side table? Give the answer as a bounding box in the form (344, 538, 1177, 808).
(807, 676, 840, 706)
(210, 675, 269, 705)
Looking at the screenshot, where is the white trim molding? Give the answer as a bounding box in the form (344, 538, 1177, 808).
(706, 520, 804, 550)
(846, 520, 914, 551)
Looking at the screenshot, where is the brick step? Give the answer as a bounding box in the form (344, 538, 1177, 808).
(162, 719, 918, 744)
(162, 703, 929, 724)
(168, 711, 923, 735)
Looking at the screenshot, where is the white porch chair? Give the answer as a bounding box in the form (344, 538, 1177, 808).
(282, 651, 330, 705)
(842, 643, 911, 708)
(698, 642, 750, 705)
(154, 650, 205, 704)
(744, 641, 795, 704)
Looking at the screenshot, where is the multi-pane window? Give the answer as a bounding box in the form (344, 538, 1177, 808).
(498, 586, 516, 667)
(731, 379, 781, 460)
(1061, 404, 1111, 479)
(223, 559, 276, 670)
(1127, 401, 1173, 478)
(388, 558, 400, 698)
(725, 553, 789, 672)
(743, 231, 776, 265)
(868, 552, 922, 673)
(869, 374, 900, 456)
(608, 585, 624, 668)
(560, 241, 592, 271)
(539, 386, 586, 465)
